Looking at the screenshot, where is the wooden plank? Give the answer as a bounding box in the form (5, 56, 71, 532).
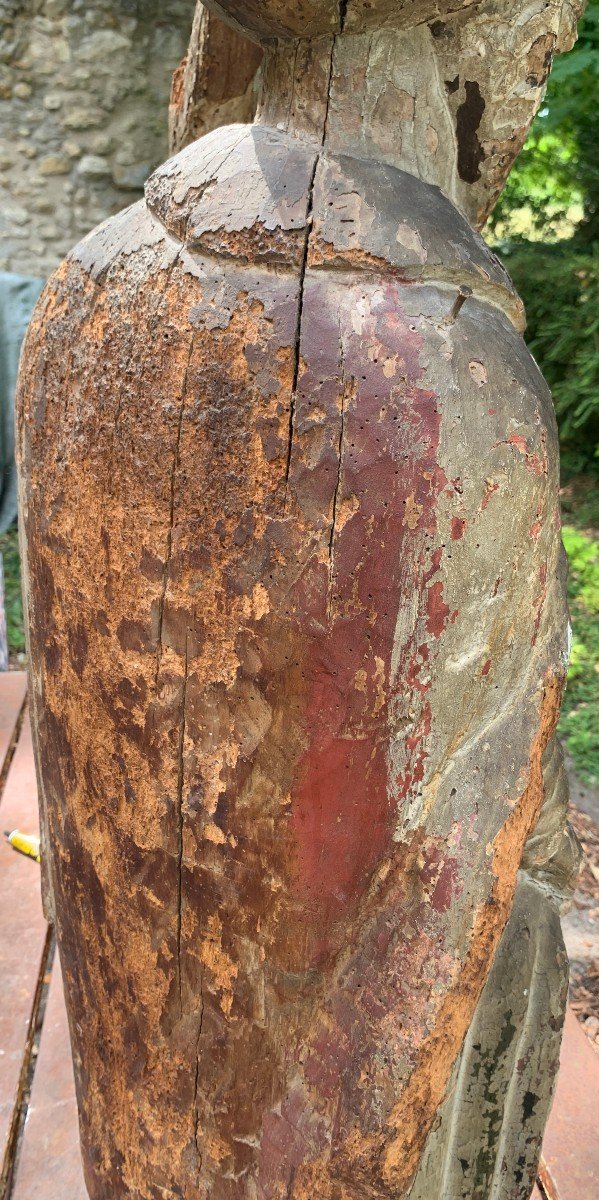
(0, 714, 47, 1191)
(539, 1007, 599, 1200)
(11, 959, 86, 1200)
(0, 672, 27, 779)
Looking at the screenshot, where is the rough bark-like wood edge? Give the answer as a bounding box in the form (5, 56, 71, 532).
(169, 2, 262, 155)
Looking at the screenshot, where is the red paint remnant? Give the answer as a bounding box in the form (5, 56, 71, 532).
(292, 727, 392, 953)
(283, 831, 462, 1170)
(526, 454, 546, 476)
(426, 581, 450, 636)
(288, 281, 449, 946)
(532, 563, 548, 645)
(481, 659, 491, 676)
(481, 479, 500, 510)
(407, 645, 431, 695)
(451, 517, 466, 540)
(424, 849, 460, 912)
(508, 433, 528, 454)
(504, 433, 547, 476)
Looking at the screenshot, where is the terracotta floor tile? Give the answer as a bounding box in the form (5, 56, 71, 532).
(0, 714, 47, 1180)
(540, 1006, 599, 1200)
(0, 672, 27, 776)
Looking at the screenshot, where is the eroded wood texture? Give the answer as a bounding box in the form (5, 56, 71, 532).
(17, 3, 580, 1198)
(169, 4, 262, 156)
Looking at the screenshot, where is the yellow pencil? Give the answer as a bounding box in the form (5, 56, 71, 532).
(4, 829, 41, 862)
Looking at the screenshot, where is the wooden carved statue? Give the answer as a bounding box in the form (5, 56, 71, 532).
(16, 0, 582, 1197)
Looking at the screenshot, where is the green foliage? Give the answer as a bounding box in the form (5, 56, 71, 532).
(501, 244, 599, 475)
(490, 0, 599, 241)
(560, 523, 599, 785)
(561, 474, 599, 530)
(0, 523, 25, 656)
(489, 0, 599, 476)
(494, 0, 599, 782)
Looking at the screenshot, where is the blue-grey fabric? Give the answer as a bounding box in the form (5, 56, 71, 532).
(0, 271, 44, 533)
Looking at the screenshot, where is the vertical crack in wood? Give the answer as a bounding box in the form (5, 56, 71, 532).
(193, 972, 204, 1181)
(287, 40, 300, 130)
(284, 38, 337, 501)
(327, 325, 346, 619)
(175, 632, 189, 1019)
(154, 336, 193, 690)
(283, 154, 319, 499)
(321, 31, 337, 149)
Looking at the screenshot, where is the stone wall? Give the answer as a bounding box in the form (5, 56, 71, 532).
(0, 0, 192, 278)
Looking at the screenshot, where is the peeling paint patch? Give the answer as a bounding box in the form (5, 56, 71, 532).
(396, 222, 427, 263)
(426, 581, 451, 636)
(468, 359, 487, 387)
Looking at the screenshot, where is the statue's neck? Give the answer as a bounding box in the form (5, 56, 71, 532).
(256, 29, 459, 204)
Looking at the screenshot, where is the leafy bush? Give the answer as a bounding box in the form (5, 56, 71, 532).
(488, 0, 599, 476)
(560, 524, 599, 784)
(490, 0, 599, 242)
(501, 245, 599, 477)
(0, 523, 25, 656)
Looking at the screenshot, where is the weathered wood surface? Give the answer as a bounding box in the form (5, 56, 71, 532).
(17, 1, 581, 1197)
(0, 695, 588, 1200)
(169, 4, 261, 156)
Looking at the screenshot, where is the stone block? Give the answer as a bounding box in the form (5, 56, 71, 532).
(39, 153, 71, 175)
(111, 161, 149, 190)
(61, 107, 103, 129)
(77, 153, 110, 178)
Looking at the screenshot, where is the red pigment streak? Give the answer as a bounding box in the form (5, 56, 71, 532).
(426, 581, 450, 636)
(481, 480, 499, 510)
(287, 279, 447, 950)
(284, 838, 463, 1173)
(431, 858, 462, 912)
(504, 433, 547, 476)
(407, 644, 430, 695)
(420, 843, 462, 914)
(481, 658, 491, 676)
(532, 562, 548, 645)
(530, 520, 542, 541)
(451, 517, 466, 540)
(526, 453, 546, 476)
(257, 834, 465, 1193)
